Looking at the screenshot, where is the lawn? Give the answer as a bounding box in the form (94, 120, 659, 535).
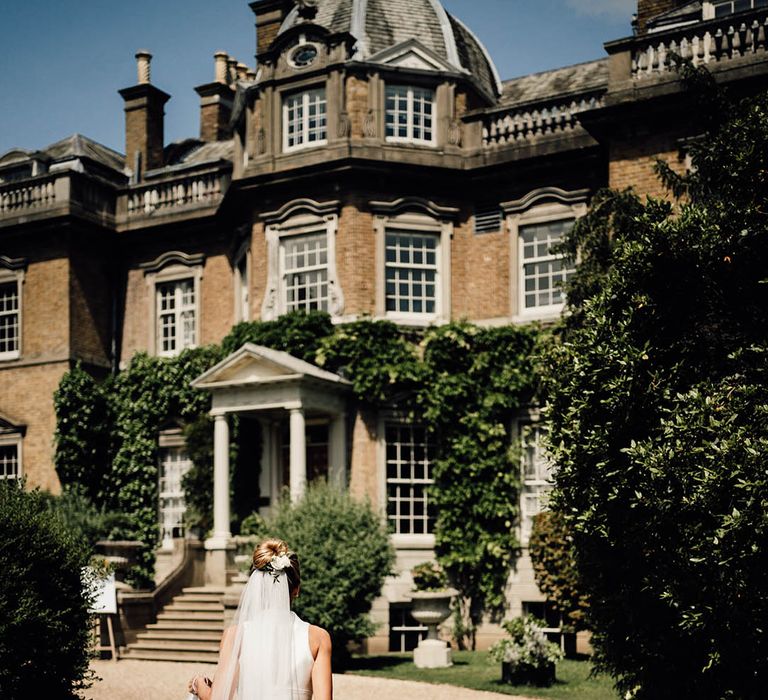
(346, 651, 617, 699)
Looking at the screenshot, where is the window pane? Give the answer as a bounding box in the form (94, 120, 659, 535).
(385, 231, 439, 315)
(385, 85, 435, 144)
(386, 424, 435, 535)
(282, 231, 329, 312)
(0, 281, 19, 355)
(159, 446, 193, 545)
(284, 88, 327, 150)
(0, 444, 19, 480)
(520, 219, 575, 311)
(156, 278, 196, 356)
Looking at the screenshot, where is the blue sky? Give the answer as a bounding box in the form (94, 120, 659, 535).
(0, 0, 635, 155)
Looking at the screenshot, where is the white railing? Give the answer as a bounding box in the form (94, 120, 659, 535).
(634, 12, 768, 78)
(0, 175, 56, 215)
(481, 94, 604, 148)
(126, 171, 226, 217)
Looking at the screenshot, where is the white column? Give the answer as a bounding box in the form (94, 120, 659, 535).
(289, 408, 306, 502)
(328, 413, 347, 489)
(212, 413, 231, 542)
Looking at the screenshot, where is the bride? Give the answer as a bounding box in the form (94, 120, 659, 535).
(188, 539, 333, 700)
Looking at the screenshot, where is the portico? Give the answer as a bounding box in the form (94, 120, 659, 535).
(190, 343, 351, 585)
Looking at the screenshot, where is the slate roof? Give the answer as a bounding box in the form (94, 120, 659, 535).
(43, 134, 125, 172)
(278, 0, 500, 98)
(647, 1, 702, 30)
(499, 58, 609, 108)
(164, 139, 235, 167)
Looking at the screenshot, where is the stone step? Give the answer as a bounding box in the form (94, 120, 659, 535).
(130, 639, 221, 652)
(121, 648, 219, 663)
(174, 594, 225, 604)
(182, 586, 227, 595)
(147, 620, 225, 632)
(138, 630, 221, 644)
(164, 601, 224, 612)
(157, 611, 224, 622)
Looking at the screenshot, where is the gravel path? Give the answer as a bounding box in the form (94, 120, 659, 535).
(84, 660, 534, 700)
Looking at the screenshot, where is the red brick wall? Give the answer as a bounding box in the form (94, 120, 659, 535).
(336, 202, 376, 316)
(451, 209, 510, 320)
(610, 132, 687, 198)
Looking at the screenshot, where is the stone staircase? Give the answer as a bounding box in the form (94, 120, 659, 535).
(122, 586, 225, 663)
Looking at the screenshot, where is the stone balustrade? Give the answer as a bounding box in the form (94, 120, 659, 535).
(633, 10, 768, 79)
(126, 170, 228, 217)
(0, 174, 57, 215)
(480, 94, 604, 149)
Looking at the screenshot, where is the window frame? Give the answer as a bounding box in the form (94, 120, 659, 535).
(0, 434, 22, 482)
(157, 429, 193, 550)
(516, 413, 554, 546)
(517, 218, 576, 318)
(384, 84, 437, 147)
(380, 421, 436, 541)
(0, 261, 25, 362)
(279, 227, 331, 314)
(372, 206, 454, 327)
(503, 189, 588, 323)
(282, 86, 328, 153)
(260, 201, 344, 321)
(704, 0, 767, 19)
(141, 253, 204, 358)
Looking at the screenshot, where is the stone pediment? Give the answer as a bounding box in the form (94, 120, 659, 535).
(368, 39, 458, 73)
(191, 343, 349, 390)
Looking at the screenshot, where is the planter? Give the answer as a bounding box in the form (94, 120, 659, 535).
(501, 661, 556, 687)
(95, 540, 144, 587)
(407, 588, 458, 668)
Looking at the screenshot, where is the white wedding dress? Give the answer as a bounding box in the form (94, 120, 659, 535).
(211, 571, 314, 700)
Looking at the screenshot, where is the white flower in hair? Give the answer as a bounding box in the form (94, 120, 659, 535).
(271, 554, 291, 571)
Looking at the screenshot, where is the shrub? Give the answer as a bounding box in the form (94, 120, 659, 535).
(0, 483, 94, 697)
(411, 561, 447, 592)
(528, 511, 589, 633)
(269, 481, 394, 666)
(489, 616, 563, 687)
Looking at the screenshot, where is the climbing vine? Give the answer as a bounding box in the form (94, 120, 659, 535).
(55, 312, 540, 607)
(418, 322, 539, 648)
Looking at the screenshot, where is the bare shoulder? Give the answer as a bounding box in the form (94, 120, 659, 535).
(308, 625, 332, 658)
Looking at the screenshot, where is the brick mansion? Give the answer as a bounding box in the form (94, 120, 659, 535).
(2, 0, 768, 654)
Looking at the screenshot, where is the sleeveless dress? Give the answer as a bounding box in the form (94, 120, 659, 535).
(238, 612, 314, 699)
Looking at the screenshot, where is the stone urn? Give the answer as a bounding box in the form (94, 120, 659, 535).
(95, 540, 144, 590)
(407, 588, 458, 668)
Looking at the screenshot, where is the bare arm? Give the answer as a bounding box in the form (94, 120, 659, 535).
(310, 626, 333, 700)
(193, 626, 237, 700)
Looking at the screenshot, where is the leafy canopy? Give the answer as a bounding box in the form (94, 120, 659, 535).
(539, 66, 768, 699)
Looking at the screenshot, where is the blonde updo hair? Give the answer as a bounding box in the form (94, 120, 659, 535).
(251, 538, 301, 592)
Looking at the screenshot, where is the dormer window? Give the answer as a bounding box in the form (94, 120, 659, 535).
(283, 88, 328, 152)
(385, 86, 435, 146)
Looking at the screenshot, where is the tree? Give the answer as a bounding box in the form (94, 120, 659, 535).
(539, 66, 768, 699)
(0, 483, 94, 697)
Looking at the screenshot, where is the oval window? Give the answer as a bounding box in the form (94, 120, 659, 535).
(290, 44, 318, 68)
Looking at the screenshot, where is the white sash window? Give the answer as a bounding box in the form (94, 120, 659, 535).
(385, 86, 435, 145)
(156, 278, 196, 357)
(283, 88, 327, 152)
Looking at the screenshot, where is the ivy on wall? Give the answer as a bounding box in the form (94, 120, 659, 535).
(418, 322, 539, 648)
(55, 312, 540, 609)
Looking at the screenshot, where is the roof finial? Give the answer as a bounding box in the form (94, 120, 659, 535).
(295, 0, 319, 20)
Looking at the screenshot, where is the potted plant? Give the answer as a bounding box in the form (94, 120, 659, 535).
(489, 616, 563, 687)
(407, 562, 458, 668)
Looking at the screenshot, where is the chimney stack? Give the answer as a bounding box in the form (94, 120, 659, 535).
(119, 51, 170, 180)
(194, 52, 236, 142)
(250, 0, 293, 59)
